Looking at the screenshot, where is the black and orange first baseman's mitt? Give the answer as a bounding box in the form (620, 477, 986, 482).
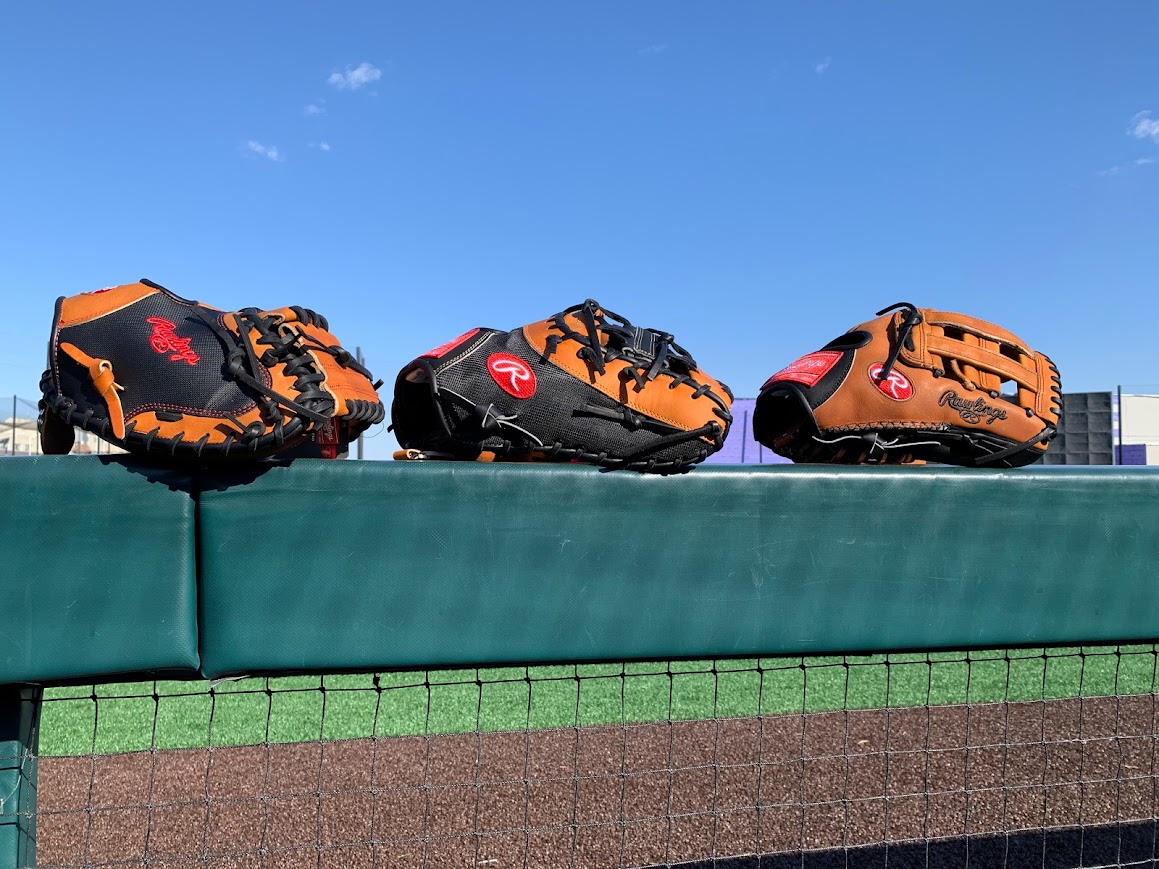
(39, 279, 385, 460)
(753, 303, 1061, 468)
(391, 299, 733, 472)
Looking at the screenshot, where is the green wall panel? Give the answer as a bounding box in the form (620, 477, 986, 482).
(198, 462, 1159, 677)
(0, 458, 199, 685)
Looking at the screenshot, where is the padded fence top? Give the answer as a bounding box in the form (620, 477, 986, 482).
(5, 457, 1158, 683)
(196, 461, 1159, 678)
(0, 457, 199, 686)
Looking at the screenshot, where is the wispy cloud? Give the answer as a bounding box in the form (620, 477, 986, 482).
(1098, 112, 1159, 176)
(1097, 156, 1156, 177)
(304, 103, 326, 116)
(637, 44, 667, 56)
(246, 140, 282, 162)
(309, 141, 332, 152)
(1128, 110, 1159, 144)
(815, 57, 832, 74)
(328, 62, 382, 91)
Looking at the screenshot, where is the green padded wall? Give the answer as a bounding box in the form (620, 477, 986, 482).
(198, 462, 1159, 677)
(0, 458, 199, 685)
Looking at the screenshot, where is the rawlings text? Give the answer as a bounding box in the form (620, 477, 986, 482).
(146, 317, 200, 366)
(939, 390, 1008, 425)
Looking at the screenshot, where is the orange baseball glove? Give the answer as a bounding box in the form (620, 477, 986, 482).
(391, 299, 733, 472)
(39, 279, 384, 460)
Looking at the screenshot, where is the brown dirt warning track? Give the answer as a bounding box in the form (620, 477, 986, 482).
(35, 695, 1159, 868)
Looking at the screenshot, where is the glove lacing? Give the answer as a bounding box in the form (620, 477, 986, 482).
(543, 300, 733, 449)
(285, 308, 383, 388)
(194, 307, 334, 447)
(873, 302, 923, 387)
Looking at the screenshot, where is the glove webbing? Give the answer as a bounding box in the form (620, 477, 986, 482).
(875, 302, 1054, 422)
(544, 299, 733, 426)
(293, 329, 384, 388)
(194, 307, 333, 435)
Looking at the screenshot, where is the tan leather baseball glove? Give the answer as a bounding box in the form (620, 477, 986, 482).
(753, 303, 1061, 467)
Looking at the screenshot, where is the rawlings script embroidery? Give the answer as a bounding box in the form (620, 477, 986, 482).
(146, 317, 200, 365)
(939, 390, 1007, 425)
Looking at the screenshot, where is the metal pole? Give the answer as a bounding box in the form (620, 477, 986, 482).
(0, 685, 42, 868)
(10, 397, 15, 457)
(356, 347, 365, 460)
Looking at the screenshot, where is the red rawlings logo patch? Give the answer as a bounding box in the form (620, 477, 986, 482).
(421, 328, 481, 359)
(868, 363, 914, 401)
(146, 316, 200, 366)
(762, 351, 842, 389)
(487, 353, 536, 399)
(317, 418, 339, 459)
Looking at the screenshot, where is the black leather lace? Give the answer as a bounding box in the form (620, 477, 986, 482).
(194, 307, 334, 440)
(874, 302, 923, 384)
(544, 299, 733, 425)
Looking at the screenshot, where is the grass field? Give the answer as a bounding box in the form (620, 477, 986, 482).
(39, 645, 1159, 757)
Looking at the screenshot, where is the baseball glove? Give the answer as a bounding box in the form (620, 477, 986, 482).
(391, 299, 734, 472)
(39, 279, 385, 460)
(753, 302, 1061, 467)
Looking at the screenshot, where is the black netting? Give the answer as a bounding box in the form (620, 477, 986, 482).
(19, 645, 1159, 868)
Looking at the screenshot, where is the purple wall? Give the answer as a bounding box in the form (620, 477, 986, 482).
(703, 398, 792, 464)
(1116, 444, 1147, 465)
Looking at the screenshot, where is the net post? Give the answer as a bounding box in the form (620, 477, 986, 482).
(0, 686, 41, 869)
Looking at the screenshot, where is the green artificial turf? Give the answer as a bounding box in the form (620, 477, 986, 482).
(37, 645, 1158, 756)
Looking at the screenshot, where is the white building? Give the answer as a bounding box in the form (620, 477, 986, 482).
(1119, 392, 1159, 465)
(0, 415, 124, 456)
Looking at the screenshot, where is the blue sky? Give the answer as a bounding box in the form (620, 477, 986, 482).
(2, 3, 1157, 459)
